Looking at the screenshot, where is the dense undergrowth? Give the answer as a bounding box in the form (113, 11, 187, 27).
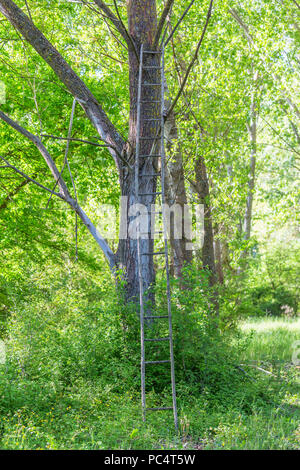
(0, 254, 299, 450)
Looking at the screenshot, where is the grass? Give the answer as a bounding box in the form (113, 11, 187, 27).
(240, 316, 300, 362)
(0, 316, 299, 450)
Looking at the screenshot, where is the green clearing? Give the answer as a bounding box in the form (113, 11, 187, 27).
(1, 303, 299, 450)
(0, 0, 299, 451)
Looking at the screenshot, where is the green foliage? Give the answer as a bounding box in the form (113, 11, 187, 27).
(236, 241, 299, 317)
(0, 259, 298, 449)
(0, 0, 299, 451)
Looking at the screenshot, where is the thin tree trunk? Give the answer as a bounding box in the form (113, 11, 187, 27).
(214, 225, 224, 284)
(164, 101, 193, 279)
(242, 73, 258, 256)
(194, 155, 218, 313)
(194, 156, 216, 282)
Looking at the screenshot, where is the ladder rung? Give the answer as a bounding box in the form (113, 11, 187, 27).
(146, 407, 173, 411)
(140, 231, 163, 235)
(144, 118, 161, 121)
(145, 337, 170, 342)
(140, 173, 160, 177)
(139, 192, 162, 196)
(143, 50, 162, 54)
(142, 66, 162, 69)
(143, 83, 161, 86)
(140, 154, 161, 158)
(144, 315, 169, 319)
(141, 100, 161, 103)
(145, 360, 170, 364)
(142, 251, 165, 255)
(140, 137, 161, 140)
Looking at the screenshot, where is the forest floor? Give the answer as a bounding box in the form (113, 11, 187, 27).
(0, 316, 299, 450)
(179, 316, 300, 450)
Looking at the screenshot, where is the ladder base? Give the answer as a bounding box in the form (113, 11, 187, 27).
(146, 407, 173, 411)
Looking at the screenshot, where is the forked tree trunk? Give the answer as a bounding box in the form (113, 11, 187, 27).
(116, 0, 159, 302)
(0, 0, 196, 304)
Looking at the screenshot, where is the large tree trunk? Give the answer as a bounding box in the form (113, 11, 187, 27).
(116, 0, 159, 302)
(0, 0, 197, 303)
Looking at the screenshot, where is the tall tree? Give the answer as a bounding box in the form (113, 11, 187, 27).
(0, 0, 212, 302)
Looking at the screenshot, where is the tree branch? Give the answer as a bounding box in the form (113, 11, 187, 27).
(41, 134, 132, 170)
(0, 0, 125, 162)
(154, 0, 175, 48)
(45, 98, 77, 208)
(92, 0, 133, 49)
(0, 116, 117, 271)
(112, 0, 139, 59)
(230, 7, 300, 120)
(229, 8, 254, 46)
(291, 0, 300, 10)
(0, 177, 30, 211)
(166, 0, 213, 118)
(41, 134, 111, 147)
(0, 152, 117, 270)
(0, 110, 72, 199)
(164, 0, 196, 47)
(0, 155, 64, 199)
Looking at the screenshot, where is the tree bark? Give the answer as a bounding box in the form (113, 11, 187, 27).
(194, 156, 217, 283)
(0, 0, 198, 304)
(242, 72, 258, 257)
(115, 0, 159, 302)
(214, 225, 224, 284)
(164, 103, 193, 279)
(194, 155, 218, 314)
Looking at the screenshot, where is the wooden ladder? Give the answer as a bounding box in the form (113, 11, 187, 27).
(135, 44, 178, 431)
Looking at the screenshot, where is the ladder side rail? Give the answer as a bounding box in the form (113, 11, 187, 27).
(135, 44, 146, 422)
(160, 46, 179, 432)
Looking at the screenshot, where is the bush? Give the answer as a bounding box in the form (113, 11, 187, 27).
(229, 241, 299, 318)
